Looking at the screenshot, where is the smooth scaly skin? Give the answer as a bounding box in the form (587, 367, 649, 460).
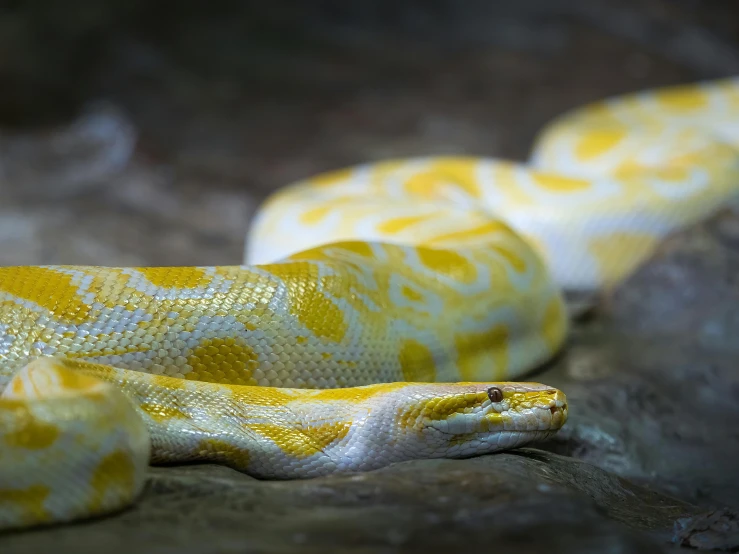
(1, 77, 738, 531)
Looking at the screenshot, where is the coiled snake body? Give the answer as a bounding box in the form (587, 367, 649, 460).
(1, 78, 738, 531)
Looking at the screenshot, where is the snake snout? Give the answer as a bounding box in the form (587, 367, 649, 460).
(545, 389, 568, 428)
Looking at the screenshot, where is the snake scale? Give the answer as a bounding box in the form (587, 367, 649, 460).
(1, 78, 738, 532)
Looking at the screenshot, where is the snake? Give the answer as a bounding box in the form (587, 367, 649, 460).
(1, 77, 738, 532)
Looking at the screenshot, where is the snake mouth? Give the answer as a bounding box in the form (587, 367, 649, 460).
(426, 403, 568, 437)
(548, 404, 568, 429)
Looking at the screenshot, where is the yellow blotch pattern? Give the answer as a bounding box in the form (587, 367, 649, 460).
(230, 386, 298, 409)
(288, 241, 374, 266)
(396, 392, 487, 429)
(88, 450, 136, 513)
(250, 420, 351, 458)
(4, 408, 59, 450)
(57, 366, 106, 391)
(417, 249, 477, 284)
(402, 159, 482, 199)
(401, 285, 424, 302)
(0, 266, 91, 323)
(5, 361, 104, 399)
(263, 262, 348, 344)
(615, 160, 692, 183)
(588, 232, 659, 286)
(398, 339, 436, 382)
(654, 87, 708, 111)
(137, 267, 211, 289)
(648, 165, 693, 184)
(455, 325, 509, 381)
(198, 438, 251, 470)
(0, 485, 50, 525)
(139, 403, 189, 423)
(532, 172, 592, 192)
(490, 244, 528, 273)
(426, 221, 510, 245)
(333, 241, 375, 258)
(378, 214, 435, 235)
(185, 337, 261, 385)
(301, 421, 352, 454)
(574, 128, 626, 160)
(300, 206, 333, 225)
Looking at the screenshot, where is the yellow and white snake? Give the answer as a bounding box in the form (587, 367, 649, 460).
(1, 78, 738, 532)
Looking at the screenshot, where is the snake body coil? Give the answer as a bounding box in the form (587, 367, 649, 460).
(1, 78, 738, 531)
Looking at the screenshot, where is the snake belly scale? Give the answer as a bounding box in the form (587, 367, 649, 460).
(1, 77, 738, 531)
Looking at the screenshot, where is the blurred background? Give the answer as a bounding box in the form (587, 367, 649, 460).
(1, 0, 737, 267)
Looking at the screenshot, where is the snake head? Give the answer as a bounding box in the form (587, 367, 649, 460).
(391, 382, 567, 458)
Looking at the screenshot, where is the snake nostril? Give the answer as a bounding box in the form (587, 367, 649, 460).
(550, 406, 559, 415)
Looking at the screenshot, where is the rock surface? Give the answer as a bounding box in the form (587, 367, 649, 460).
(2, 1, 739, 552)
(0, 452, 706, 553)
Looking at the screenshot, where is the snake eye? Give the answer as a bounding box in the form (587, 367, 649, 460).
(487, 387, 503, 403)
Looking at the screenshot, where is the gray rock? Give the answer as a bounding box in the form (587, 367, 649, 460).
(673, 510, 739, 551)
(1, 451, 696, 553)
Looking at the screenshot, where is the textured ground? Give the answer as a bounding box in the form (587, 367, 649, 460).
(2, 1, 739, 552)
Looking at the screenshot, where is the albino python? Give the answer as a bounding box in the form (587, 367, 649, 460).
(1, 78, 739, 532)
